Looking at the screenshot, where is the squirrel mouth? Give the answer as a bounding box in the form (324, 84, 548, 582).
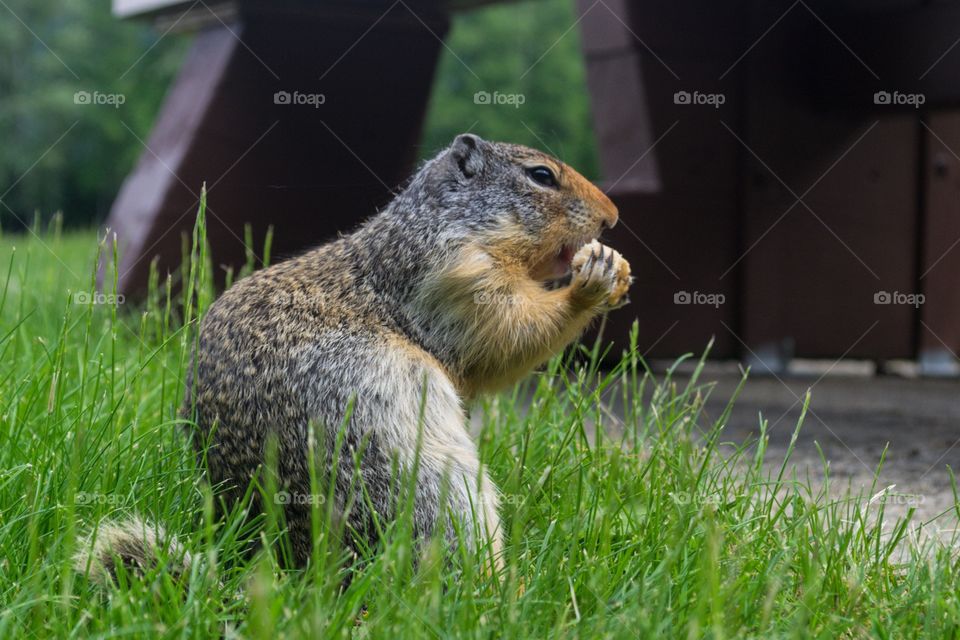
(532, 239, 593, 284)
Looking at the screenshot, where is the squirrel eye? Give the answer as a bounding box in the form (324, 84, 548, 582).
(526, 166, 558, 189)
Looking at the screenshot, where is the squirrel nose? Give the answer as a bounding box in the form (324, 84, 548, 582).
(600, 204, 618, 230)
(593, 189, 619, 230)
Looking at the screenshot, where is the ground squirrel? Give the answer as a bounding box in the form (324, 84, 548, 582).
(76, 133, 631, 581)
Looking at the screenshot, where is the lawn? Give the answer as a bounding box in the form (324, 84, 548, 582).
(1, 210, 959, 638)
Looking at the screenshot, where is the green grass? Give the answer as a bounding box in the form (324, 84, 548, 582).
(2, 209, 960, 639)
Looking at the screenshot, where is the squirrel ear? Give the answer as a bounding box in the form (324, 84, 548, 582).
(450, 133, 485, 178)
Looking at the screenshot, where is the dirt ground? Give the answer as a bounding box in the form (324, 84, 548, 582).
(672, 364, 960, 543)
(476, 362, 960, 545)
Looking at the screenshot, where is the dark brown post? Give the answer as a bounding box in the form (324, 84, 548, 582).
(107, 3, 449, 295)
(920, 114, 960, 375)
(576, 0, 748, 359)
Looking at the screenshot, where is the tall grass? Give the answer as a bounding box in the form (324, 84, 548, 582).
(1, 205, 958, 638)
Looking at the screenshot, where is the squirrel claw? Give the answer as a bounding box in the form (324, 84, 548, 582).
(570, 241, 632, 309)
(605, 293, 631, 311)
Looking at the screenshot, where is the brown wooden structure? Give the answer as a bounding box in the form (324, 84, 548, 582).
(110, 0, 960, 372)
(108, 0, 450, 296)
(578, 0, 960, 373)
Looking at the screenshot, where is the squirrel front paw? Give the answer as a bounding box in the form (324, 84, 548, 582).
(570, 241, 632, 309)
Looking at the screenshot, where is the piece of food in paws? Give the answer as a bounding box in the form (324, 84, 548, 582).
(571, 241, 632, 307)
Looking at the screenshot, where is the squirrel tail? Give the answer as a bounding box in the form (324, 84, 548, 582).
(74, 515, 192, 586)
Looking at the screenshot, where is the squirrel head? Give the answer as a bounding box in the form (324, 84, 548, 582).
(419, 133, 619, 283)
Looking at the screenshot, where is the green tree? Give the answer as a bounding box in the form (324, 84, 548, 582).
(0, 0, 187, 228)
(422, 0, 600, 179)
(0, 0, 597, 229)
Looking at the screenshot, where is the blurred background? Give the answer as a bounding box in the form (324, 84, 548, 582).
(5, 0, 960, 378)
(0, 0, 597, 227)
(0, 0, 187, 226)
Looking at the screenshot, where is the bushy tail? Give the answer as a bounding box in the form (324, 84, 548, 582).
(74, 516, 192, 586)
